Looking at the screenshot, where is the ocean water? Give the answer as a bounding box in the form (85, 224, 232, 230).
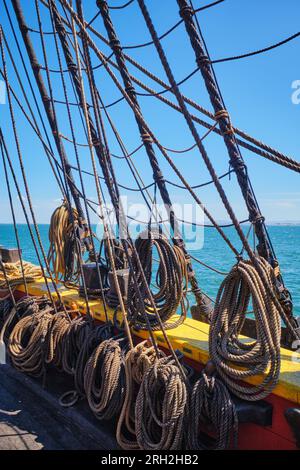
(0, 224, 299, 317)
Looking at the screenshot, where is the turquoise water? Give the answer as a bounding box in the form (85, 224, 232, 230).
(0, 224, 299, 317)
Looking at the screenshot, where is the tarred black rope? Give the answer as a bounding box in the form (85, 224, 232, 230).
(136, 0, 299, 339)
(47, 0, 110, 317)
(54, 94, 124, 109)
(0, 128, 58, 311)
(60, 0, 241, 258)
(118, 0, 225, 50)
(0, 28, 64, 310)
(211, 31, 300, 64)
(11, 0, 87, 232)
(39, 0, 300, 174)
(81, 17, 300, 174)
(97, 0, 210, 310)
(108, 0, 134, 9)
(40, 51, 115, 73)
(177, 0, 271, 260)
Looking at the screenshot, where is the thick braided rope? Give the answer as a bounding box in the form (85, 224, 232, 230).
(74, 322, 112, 396)
(177, 0, 270, 263)
(135, 356, 188, 450)
(61, 315, 90, 375)
(209, 257, 282, 400)
(48, 3, 300, 174)
(84, 338, 126, 420)
(8, 302, 54, 378)
(188, 371, 238, 449)
(116, 341, 157, 450)
(127, 230, 188, 330)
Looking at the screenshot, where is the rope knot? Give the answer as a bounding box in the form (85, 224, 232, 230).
(125, 85, 135, 96)
(215, 109, 235, 136)
(250, 214, 265, 225)
(109, 37, 121, 51)
(154, 170, 165, 183)
(141, 132, 153, 144)
(179, 5, 193, 19)
(197, 54, 210, 66)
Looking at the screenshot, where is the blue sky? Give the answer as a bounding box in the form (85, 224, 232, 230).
(0, 0, 300, 224)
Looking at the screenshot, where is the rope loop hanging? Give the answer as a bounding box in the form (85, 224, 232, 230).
(127, 229, 188, 330)
(84, 337, 126, 420)
(116, 340, 158, 449)
(188, 366, 238, 449)
(135, 356, 188, 450)
(8, 298, 54, 378)
(47, 204, 87, 283)
(209, 256, 282, 401)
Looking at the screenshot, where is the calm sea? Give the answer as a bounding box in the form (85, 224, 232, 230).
(0, 224, 299, 317)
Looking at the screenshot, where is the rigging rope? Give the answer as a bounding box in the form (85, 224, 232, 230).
(209, 257, 282, 401)
(211, 31, 300, 64)
(78, 18, 300, 173)
(0, 261, 42, 291)
(108, 0, 135, 9)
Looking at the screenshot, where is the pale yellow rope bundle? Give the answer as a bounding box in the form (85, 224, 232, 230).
(47, 203, 79, 281)
(0, 260, 42, 291)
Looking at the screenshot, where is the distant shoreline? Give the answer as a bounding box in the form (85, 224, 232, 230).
(1, 222, 300, 227)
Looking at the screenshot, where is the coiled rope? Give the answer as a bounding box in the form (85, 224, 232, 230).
(0, 296, 47, 345)
(209, 257, 282, 401)
(0, 261, 42, 292)
(47, 203, 84, 283)
(74, 322, 112, 396)
(46, 311, 72, 369)
(8, 299, 54, 378)
(116, 341, 158, 449)
(127, 230, 188, 330)
(135, 356, 188, 450)
(84, 338, 126, 420)
(188, 368, 238, 449)
(61, 315, 91, 375)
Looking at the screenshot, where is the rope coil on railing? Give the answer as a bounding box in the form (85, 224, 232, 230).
(8, 300, 54, 378)
(84, 337, 126, 420)
(116, 340, 158, 449)
(188, 367, 238, 449)
(135, 356, 188, 450)
(209, 257, 282, 401)
(127, 230, 188, 330)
